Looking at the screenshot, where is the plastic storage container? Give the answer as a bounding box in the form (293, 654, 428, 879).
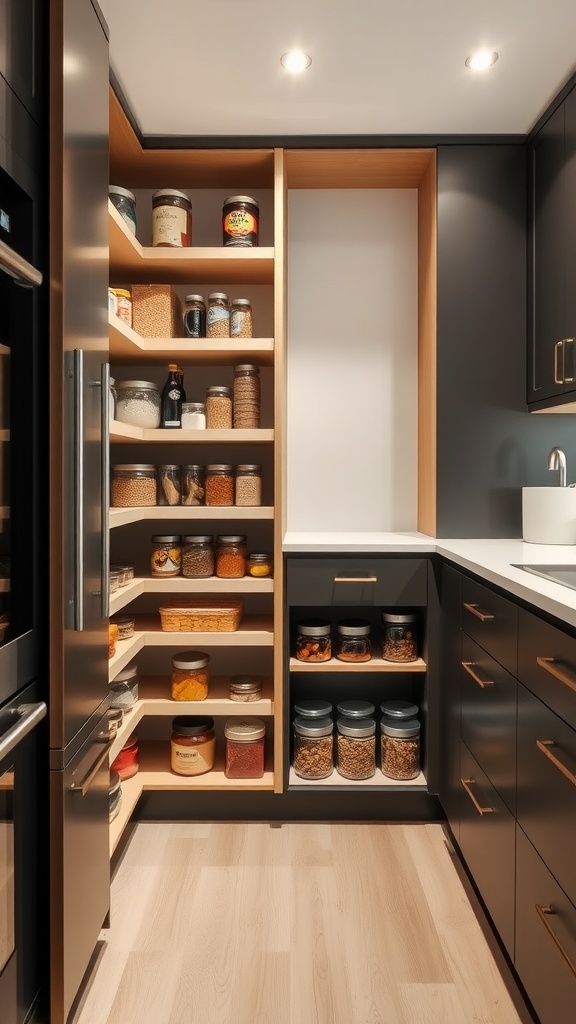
(224, 717, 266, 779)
(380, 718, 421, 780)
(111, 464, 157, 507)
(215, 535, 246, 578)
(109, 662, 139, 710)
(182, 535, 214, 578)
(293, 715, 334, 780)
(171, 651, 210, 701)
(381, 612, 418, 663)
(336, 716, 376, 780)
(115, 380, 161, 428)
(150, 535, 182, 578)
(171, 716, 215, 776)
(159, 599, 243, 632)
(335, 619, 372, 662)
(295, 619, 332, 663)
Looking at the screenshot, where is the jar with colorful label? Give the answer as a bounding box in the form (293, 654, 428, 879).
(183, 294, 206, 338)
(111, 288, 132, 327)
(150, 535, 182, 577)
(171, 716, 215, 776)
(224, 717, 266, 779)
(151, 188, 192, 247)
(223, 196, 259, 247)
(111, 736, 139, 781)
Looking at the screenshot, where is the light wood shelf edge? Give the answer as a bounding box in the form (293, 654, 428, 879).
(110, 576, 274, 615)
(289, 656, 427, 673)
(110, 420, 273, 443)
(109, 312, 274, 365)
(288, 767, 428, 790)
(110, 505, 274, 527)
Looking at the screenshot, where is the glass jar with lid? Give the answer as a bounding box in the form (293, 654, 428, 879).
(110, 288, 132, 327)
(109, 185, 137, 235)
(205, 465, 234, 506)
(382, 612, 418, 662)
(224, 717, 266, 779)
(380, 718, 421, 780)
(295, 619, 332, 663)
(150, 535, 182, 578)
(246, 552, 273, 578)
(336, 716, 376, 780)
(111, 464, 157, 507)
(335, 619, 372, 662)
(115, 380, 161, 428)
(207, 293, 230, 338)
(293, 699, 333, 719)
(229, 675, 263, 702)
(235, 464, 262, 506)
(109, 662, 139, 710)
(222, 196, 259, 247)
(181, 402, 206, 429)
(111, 736, 139, 781)
(158, 464, 181, 506)
(171, 716, 215, 776)
(151, 188, 192, 247)
(171, 651, 210, 701)
(183, 294, 206, 338)
(109, 377, 117, 421)
(182, 535, 214, 579)
(181, 464, 205, 506)
(380, 700, 419, 722)
(230, 299, 253, 338)
(215, 535, 246, 578)
(293, 716, 334, 780)
(109, 569, 121, 595)
(206, 385, 232, 428)
(336, 700, 375, 720)
(233, 364, 260, 428)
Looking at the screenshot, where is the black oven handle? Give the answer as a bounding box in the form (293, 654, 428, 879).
(0, 702, 47, 761)
(0, 239, 42, 288)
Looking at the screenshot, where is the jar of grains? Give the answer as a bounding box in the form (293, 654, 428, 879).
(205, 465, 234, 506)
(293, 716, 334, 780)
(115, 380, 161, 428)
(181, 464, 205, 506)
(229, 674, 263, 702)
(215, 535, 246, 578)
(157, 464, 181, 506)
(183, 294, 206, 338)
(336, 700, 375, 720)
(109, 662, 139, 711)
(293, 699, 333, 720)
(336, 716, 376, 781)
(295, 620, 332, 663)
(109, 186, 137, 235)
(110, 288, 132, 327)
(207, 293, 230, 338)
(335, 619, 372, 662)
(230, 299, 253, 338)
(381, 612, 418, 663)
(182, 535, 214, 579)
(380, 700, 419, 722)
(181, 402, 206, 429)
(111, 736, 139, 781)
(222, 196, 259, 247)
(246, 552, 273, 577)
(171, 651, 210, 701)
(233, 364, 260, 428)
(235, 464, 262, 506)
(151, 188, 192, 247)
(224, 717, 266, 779)
(150, 535, 182, 578)
(111, 464, 157, 507)
(206, 385, 232, 428)
(171, 716, 215, 776)
(380, 718, 421, 780)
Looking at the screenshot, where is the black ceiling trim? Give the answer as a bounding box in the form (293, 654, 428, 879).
(527, 68, 576, 141)
(142, 132, 525, 150)
(109, 69, 145, 148)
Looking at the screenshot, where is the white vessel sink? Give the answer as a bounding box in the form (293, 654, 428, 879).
(522, 486, 576, 545)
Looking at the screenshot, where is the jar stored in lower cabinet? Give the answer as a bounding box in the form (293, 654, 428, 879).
(293, 699, 333, 719)
(380, 700, 419, 721)
(224, 717, 265, 779)
(335, 619, 372, 662)
(150, 535, 182, 577)
(336, 716, 376, 780)
(380, 719, 421, 780)
(235, 464, 262, 506)
(336, 700, 375, 720)
(293, 716, 334, 780)
(382, 613, 418, 662)
(205, 465, 234, 506)
(295, 619, 331, 663)
(171, 651, 210, 701)
(152, 188, 192, 247)
(182, 535, 214, 578)
(216, 534, 246, 578)
(171, 716, 215, 776)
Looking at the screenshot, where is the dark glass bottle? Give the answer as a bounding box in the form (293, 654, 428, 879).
(161, 363, 184, 428)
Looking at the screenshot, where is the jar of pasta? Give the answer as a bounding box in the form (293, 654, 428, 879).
(215, 535, 246, 578)
(150, 535, 182, 577)
(171, 651, 210, 701)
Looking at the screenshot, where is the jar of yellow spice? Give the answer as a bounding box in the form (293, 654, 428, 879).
(171, 651, 210, 701)
(246, 552, 273, 578)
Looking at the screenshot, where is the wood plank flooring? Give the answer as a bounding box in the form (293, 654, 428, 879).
(71, 823, 529, 1024)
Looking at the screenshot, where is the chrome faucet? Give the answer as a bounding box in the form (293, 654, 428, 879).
(547, 446, 567, 487)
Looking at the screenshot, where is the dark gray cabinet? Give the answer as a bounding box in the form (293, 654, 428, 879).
(0, 0, 43, 121)
(438, 563, 461, 839)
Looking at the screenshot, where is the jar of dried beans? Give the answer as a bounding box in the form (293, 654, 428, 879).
(336, 716, 376, 781)
(293, 716, 334, 780)
(207, 293, 230, 338)
(158, 464, 181, 506)
(205, 465, 234, 506)
(206, 386, 232, 429)
(215, 535, 246, 578)
(235, 464, 262, 506)
(171, 716, 215, 776)
(224, 717, 265, 779)
(380, 718, 421, 780)
(111, 464, 157, 507)
(171, 651, 210, 701)
(230, 299, 253, 338)
(295, 620, 332, 663)
(181, 464, 205, 506)
(335, 619, 372, 662)
(381, 612, 418, 663)
(150, 535, 182, 578)
(182, 535, 214, 579)
(233, 364, 260, 428)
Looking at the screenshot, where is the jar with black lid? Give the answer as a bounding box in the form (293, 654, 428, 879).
(335, 619, 372, 662)
(336, 716, 376, 780)
(151, 188, 192, 247)
(183, 294, 206, 338)
(380, 718, 421, 780)
(382, 612, 418, 663)
(109, 186, 137, 235)
(295, 619, 332, 663)
(223, 195, 259, 247)
(336, 700, 375, 720)
(293, 716, 334, 780)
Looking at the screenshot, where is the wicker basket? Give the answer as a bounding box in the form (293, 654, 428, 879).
(131, 284, 182, 338)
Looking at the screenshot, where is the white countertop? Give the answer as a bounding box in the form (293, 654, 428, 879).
(283, 532, 576, 629)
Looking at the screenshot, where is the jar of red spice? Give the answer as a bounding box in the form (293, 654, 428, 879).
(205, 465, 234, 506)
(216, 535, 246, 578)
(224, 717, 266, 778)
(111, 736, 139, 780)
(171, 716, 215, 776)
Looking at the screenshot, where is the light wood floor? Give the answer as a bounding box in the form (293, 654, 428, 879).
(71, 823, 529, 1024)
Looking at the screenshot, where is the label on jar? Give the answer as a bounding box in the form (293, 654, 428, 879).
(152, 206, 189, 247)
(171, 739, 215, 775)
(150, 545, 181, 576)
(207, 306, 230, 328)
(224, 209, 257, 239)
(184, 309, 203, 337)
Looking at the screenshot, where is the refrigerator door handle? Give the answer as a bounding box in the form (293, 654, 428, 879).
(0, 701, 47, 760)
(69, 735, 114, 796)
(0, 238, 43, 288)
(100, 363, 110, 619)
(64, 349, 85, 631)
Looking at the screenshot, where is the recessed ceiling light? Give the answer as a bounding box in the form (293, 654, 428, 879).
(465, 50, 499, 71)
(280, 50, 312, 74)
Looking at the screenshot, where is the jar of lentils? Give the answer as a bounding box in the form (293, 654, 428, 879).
(335, 619, 372, 662)
(293, 716, 334, 780)
(380, 718, 421, 780)
(230, 299, 253, 338)
(233, 364, 260, 428)
(336, 716, 376, 780)
(382, 612, 418, 663)
(182, 535, 214, 578)
(205, 465, 234, 506)
(112, 464, 157, 507)
(216, 535, 246, 578)
(150, 535, 182, 578)
(181, 464, 205, 506)
(183, 294, 206, 338)
(206, 386, 232, 429)
(224, 717, 266, 779)
(235, 464, 262, 506)
(295, 620, 332, 663)
(207, 293, 230, 338)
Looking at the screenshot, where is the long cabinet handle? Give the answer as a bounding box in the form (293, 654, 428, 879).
(563, 338, 575, 384)
(536, 739, 576, 787)
(0, 238, 42, 287)
(463, 602, 494, 622)
(461, 661, 494, 688)
(69, 737, 114, 796)
(460, 778, 494, 816)
(535, 904, 576, 978)
(554, 340, 564, 384)
(536, 656, 576, 694)
(100, 363, 110, 619)
(333, 576, 377, 583)
(0, 702, 47, 760)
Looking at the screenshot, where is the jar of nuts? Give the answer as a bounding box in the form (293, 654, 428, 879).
(380, 718, 421, 780)
(381, 612, 418, 663)
(207, 293, 230, 338)
(182, 535, 214, 579)
(111, 464, 157, 507)
(215, 535, 246, 578)
(205, 465, 234, 506)
(335, 619, 372, 662)
(206, 386, 232, 429)
(336, 716, 376, 780)
(235, 464, 262, 506)
(293, 715, 334, 780)
(295, 620, 332, 663)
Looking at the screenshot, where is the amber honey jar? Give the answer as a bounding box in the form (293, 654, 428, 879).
(222, 196, 259, 247)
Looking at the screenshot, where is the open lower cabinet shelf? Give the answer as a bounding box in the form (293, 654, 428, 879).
(110, 575, 274, 614)
(110, 420, 273, 443)
(289, 656, 427, 673)
(109, 312, 274, 366)
(110, 505, 274, 527)
(287, 767, 428, 791)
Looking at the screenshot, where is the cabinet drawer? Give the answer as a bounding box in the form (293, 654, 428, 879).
(516, 825, 576, 1024)
(460, 635, 517, 813)
(461, 577, 518, 675)
(458, 741, 515, 957)
(517, 684, 576, 908)
(285, 557, 427, 607)
(518, 608, 576, 730)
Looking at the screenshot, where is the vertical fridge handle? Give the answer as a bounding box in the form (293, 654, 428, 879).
(73, 350, 84, 630)
(101, 363, 110, 619)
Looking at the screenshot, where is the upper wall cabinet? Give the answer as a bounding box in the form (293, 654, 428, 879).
(528, 83, 576, 408)
(0, 0, 43, 122)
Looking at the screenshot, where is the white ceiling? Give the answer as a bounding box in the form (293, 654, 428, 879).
(99, 0, 576, 137)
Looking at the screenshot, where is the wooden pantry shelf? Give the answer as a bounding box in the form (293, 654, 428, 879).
(137, 741, 275, 791)
(109, 505, 274, 527)
(109, 202, 274, 285)
(289, 656, 427, 673)
(110, 771, 142, 855)
(287, 767, 428, 791)
(109, 313, 274, 366)
(110, 575, 274, 614)
(110, 419, 273, 443)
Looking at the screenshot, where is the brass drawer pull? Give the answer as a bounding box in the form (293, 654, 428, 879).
(462, 661, 494, 688)
(333, 576, 377, 583)
(463, 602, 494, 623)
(460, 778, 494, 816)
(535, 904, 576, 978)
(536, 739, 576, 787)
(554, 340, 564, 384)
(536, 656, 576, 693)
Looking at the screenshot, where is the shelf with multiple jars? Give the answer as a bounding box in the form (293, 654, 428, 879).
(110, 575, 274, 615)
(109, 311, 274, 366)
(109, 419, 273, 443)
(110, 505, 275, 528)
(289, 656, 427, 673)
